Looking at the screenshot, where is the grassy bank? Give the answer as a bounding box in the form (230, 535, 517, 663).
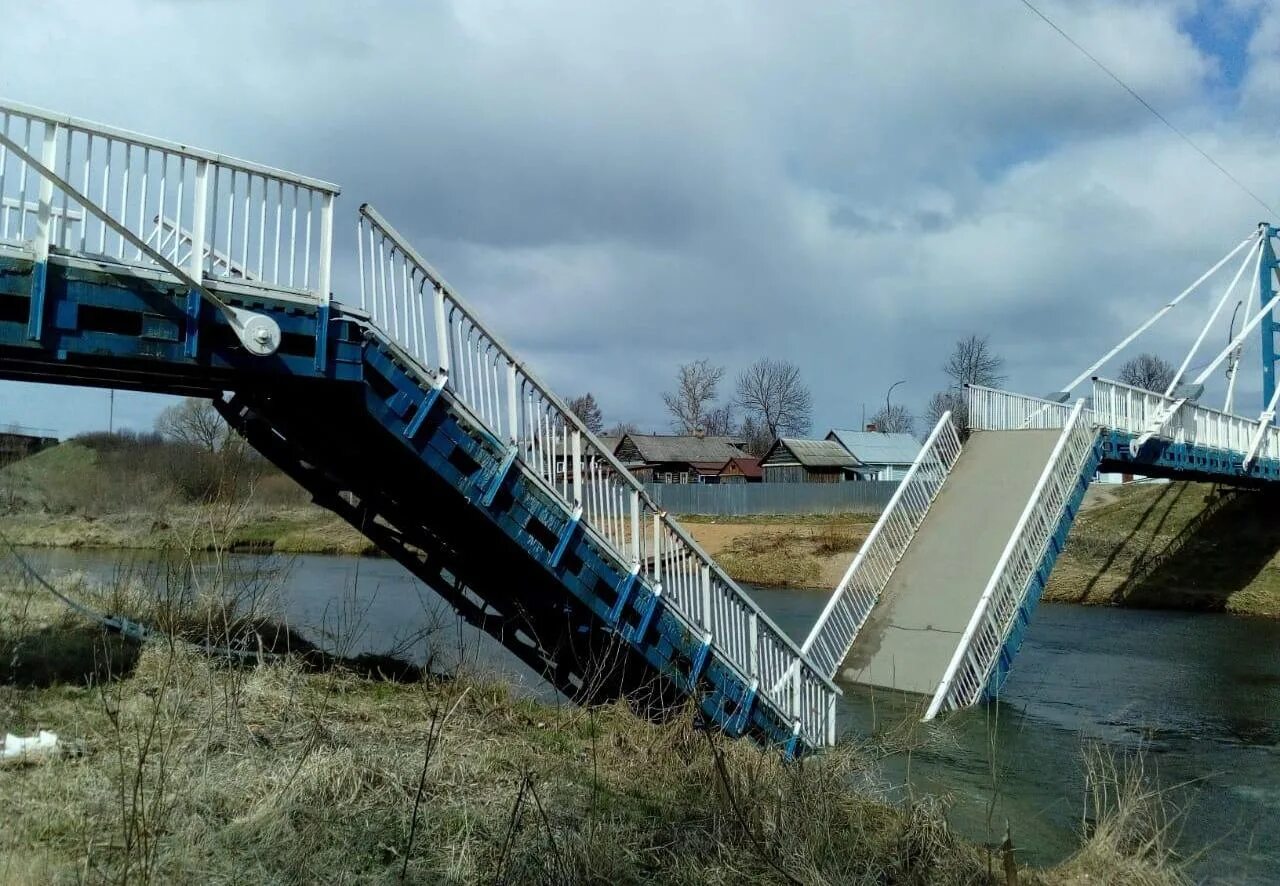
(0, 576, 1184, 884)
(0, 442, 375, 557)
(9, 442, 1280, 617)
(1044, 481, 1280, 617)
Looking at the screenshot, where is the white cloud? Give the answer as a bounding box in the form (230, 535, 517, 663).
(0, 0, 1275, 435)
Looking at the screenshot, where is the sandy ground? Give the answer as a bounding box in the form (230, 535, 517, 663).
(681, 519, 867, 588)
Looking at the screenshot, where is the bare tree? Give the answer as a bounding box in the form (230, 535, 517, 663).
(605, 421, 639, 437)
(869, 404, 914, 435)
(155, 398, 226, 452)
(701, 404, 736, 437)
(1118, 353, 1176, 393)
(567, 392, 605, 435)
(925, 389, 966, 431)
(928, 335, 1006, 433)
(733, 358, 812, 438)
(944, 334, 1006, 388)
(738, 415, 772, 457)
(663, 359, 725, 434)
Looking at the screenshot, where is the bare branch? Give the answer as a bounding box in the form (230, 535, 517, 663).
(566, 392, 605, 435)
(943, 334, 1006, 388)
(868, 404, 914, 435)
(663, 359, 725, 434)
(1118, 353, 1176, 393)
(733, 358, 812, 439)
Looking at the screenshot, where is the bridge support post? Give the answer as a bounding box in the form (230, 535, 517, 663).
(1260, 224, 1279, 417)
(26, 123, 57, 342)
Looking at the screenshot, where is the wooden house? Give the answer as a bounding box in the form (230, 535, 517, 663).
(759, 438, 864, 483)
(616, 434, 746, 483)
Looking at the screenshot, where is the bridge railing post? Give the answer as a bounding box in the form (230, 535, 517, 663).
(748, 612, 759, 677)
(188, 160, 210, 281)
(630, 490, 641, 566)
(506, 362, 518, 443)
(700, 565, 711, 632)
(316, 192, 333, 303)
(571, 430, 583, 507)
(31, 122, 57, 264)
(433, 285, 450, 378)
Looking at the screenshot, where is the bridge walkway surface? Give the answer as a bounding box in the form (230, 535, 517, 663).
(840, 429, 1061, 695)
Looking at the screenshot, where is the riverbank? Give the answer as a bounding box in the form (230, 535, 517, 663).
(6, 443, 1279, 616)
(0, 577, 1183, 884)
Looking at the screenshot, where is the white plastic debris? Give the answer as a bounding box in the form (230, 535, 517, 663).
(3, 730, 61, 763)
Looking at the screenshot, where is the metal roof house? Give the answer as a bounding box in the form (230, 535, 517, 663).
(615, 433, 746, 483)
(758, 438, 865, 483)
(824, 430, 921, 481)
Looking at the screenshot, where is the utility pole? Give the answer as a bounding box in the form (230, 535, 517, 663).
(108, 390, 114, 434)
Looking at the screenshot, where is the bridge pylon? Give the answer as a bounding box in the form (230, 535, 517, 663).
(1260, 223, 1279, 419)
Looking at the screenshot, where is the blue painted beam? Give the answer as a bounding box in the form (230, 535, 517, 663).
(1260, 225, 1279, 413)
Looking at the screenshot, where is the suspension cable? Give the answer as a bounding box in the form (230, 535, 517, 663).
(1061, 233, 1256, 393)
(1165, 234, 1263, 396)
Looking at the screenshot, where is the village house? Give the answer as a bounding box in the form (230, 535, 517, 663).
(758, 438, 865, 483)
(615, 433, 747, 484)
(714, 456, 763, 484)
(824, 429, 921, 481)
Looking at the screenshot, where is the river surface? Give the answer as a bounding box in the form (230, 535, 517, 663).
(20, 547, 1280, 883)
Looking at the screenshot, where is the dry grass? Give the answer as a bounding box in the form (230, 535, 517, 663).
(694, 519, 867, 589)
(0, 633, 1000, 885)
(1046, 745, 1188, 886)
(0, 571, 1189, 885)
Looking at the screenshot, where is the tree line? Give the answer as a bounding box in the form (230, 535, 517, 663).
(565, 337, 1179, 455)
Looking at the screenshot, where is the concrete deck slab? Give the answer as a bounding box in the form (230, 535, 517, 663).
(839, 429, 1061, 695)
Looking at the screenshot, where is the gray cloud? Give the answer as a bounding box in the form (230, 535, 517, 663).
(0, 0, 1277, 437)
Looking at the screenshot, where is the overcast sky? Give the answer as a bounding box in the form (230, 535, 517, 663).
(2, 0, 1278, 437)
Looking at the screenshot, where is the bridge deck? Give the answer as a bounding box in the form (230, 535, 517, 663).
(841, 429, 1061, 694)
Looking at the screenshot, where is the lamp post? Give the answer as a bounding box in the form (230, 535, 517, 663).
(884, 380, 906, 431)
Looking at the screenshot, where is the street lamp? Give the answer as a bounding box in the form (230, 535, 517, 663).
(883, 380, 906, 431)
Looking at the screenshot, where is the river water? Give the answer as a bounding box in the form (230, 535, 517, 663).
(19, 547, 1280, 882)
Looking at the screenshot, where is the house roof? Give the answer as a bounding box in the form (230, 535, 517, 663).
(761, 438, 863, 469)
(719, 457, 763, 479)
(616, 434, 744, 465)
(597, 435, 622, 455)
(825, 430, 921, 466)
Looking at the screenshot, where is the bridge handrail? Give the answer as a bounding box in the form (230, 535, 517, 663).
(925, 399, 1096, 718)
(356, 204, 839, 747)
(1091, 377, 1279, 459)
(966, 384, 1090, 430)
(0, 99, 336, 300)
(800, 411, 963, 677)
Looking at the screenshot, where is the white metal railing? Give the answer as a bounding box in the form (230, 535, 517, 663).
(966, 384, 1088, 430)
(356, 204, 839, 747)
(800, 412, 963, 677)
(1091, 377, 1280, 462)
(925, 400, 1098, 718)
(145, 215, 255, 281)
(0, 99, 337, 300)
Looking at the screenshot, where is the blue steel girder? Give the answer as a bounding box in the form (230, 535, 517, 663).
(355, 342, 808, 753)
(983, 435, 1103, 700)
(1099, 428, 1280, 487)
(0, 252, 818, 756)
(0, 254, 362, 393)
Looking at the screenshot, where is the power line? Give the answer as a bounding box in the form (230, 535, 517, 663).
(1017, 0, 1278, 218)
